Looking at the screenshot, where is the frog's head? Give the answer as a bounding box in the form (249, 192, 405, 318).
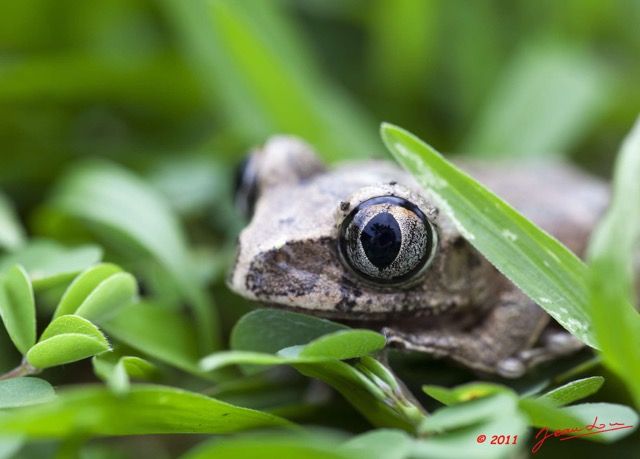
(228, 136, 495, 320)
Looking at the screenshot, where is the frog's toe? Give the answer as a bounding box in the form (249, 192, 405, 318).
(497, 358, 526, 378)
(497, 329, 585, 378)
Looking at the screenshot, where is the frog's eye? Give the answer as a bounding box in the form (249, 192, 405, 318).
(339, 196, 437, 285)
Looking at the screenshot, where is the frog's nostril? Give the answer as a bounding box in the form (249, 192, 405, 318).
(274, 249, 290, 264)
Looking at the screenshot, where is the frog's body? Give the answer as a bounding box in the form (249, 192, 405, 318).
(229, 136, 609, 377)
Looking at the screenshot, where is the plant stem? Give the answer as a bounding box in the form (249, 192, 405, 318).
(0, 360, 39, 380)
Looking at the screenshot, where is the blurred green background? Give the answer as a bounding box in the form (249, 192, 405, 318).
(3, 0, 640, 193)
(1, 0, 640, 457)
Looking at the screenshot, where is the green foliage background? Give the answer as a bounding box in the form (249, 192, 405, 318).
(1, 0, 640, 458)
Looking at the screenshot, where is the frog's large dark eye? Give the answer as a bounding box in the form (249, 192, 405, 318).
(233, 154, 259, 219)
(339, 196, 437, 285)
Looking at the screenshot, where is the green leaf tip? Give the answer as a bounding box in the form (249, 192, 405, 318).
(26, 315, 110, 369)
(0, 264, 36, 354)
(0, 377, 56, 408)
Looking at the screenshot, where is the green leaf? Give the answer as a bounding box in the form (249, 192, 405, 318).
(0, 377, 55, 408)
(0, 438, 23, 459)
(381, 123, 595, 347)
(102, 301, 202, 376)
(586, 115, 640, 407)
(92, 354, 129, 395)
(520, 398, 638, 444)
(26, 334, 110, 369)
(93, 354, 159, 395)
(423, 382, 513, 406)
(0, 265, 35, 354)
(292, 358, 424, 433)
(202, 330, 385, 373)
(200, 350, 315, 371)
(38, 314, 104, 342)
(0, 192, 25, 251)
(0, 385, 294, 437)
(299, 330, 386, 360)
(340, 429, 414, 459)
(231, 309, 348, 354)
(537, 376, 604, 407)
(119, 356, 159, 381)
(561, 402, 638, 443)
(53, 263, 123, 319)
(416, 394, 528, 458)
(203, 323, 424, 432)
(26, 315, 110, 369)
(45, 160, 217, 352)
(0, 240, 102, 290)
(74, 272, 137, 323)
(420, 393, 517, 434)
(181, 432, 349, 459)
(518, 397, 589, 433)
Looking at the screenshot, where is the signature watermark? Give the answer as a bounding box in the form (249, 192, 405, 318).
(532, 416, 633, 453)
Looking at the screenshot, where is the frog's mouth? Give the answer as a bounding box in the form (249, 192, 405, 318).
(227, 232, 474, 320)
(228, 235, 354, 314)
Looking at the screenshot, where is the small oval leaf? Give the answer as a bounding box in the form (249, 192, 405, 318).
(419, 393, 519, 434)
(231, 309, 348, 354)
(0, 264, 36, 354)
(562, 402, 638, 443)
(39, 314, 106, 342)
(120, 356, 159, 381)
(0, 240, 103, 290)
(423, 382, 512, 406)
(53, 263, 123, 320)
(92, 355, 130, 395)
(93, 354, 159, 395)
(102, 301, 201, 375)
(299, 330, 386, 360)
(44, 160, 218, 351)
(26, 333, 110, 369)
(538, 376, 605, 407)
(27, 315, 110, 369)
(0, 377, 56, 408)
(74, 272, 138, 323)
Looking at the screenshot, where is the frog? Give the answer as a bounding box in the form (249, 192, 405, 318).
(228, 135, 610, 378)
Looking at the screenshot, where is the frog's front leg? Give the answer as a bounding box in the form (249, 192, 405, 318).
(383, 290, 584, 378)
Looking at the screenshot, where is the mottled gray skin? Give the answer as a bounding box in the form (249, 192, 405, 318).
(229, 136, 610, 377)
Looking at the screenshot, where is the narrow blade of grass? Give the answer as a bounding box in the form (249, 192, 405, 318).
(160, 0, 378, 161)
(537, 376, 605, 407)
(586, 115, 640, 407)
(0, 385, 294, 437)
(381, 123, 595, 347)
(461, 45, 608, 158)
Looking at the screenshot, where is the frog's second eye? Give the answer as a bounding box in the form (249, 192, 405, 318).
(339, 196, 437, 285)
(234, 154, 259, 219)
